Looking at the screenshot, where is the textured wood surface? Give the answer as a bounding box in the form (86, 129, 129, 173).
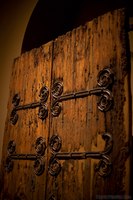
(0, 8, 131, 200)
(0, 43, 53, 200)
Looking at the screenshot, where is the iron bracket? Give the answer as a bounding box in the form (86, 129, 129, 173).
(5, 132, 113, 177)
(48, 133, 113, 177)
(10, 86, 49, 125)
(10, 67, 114, 124)
(5, 137, 46, 176)
(51, 67, 114, 117)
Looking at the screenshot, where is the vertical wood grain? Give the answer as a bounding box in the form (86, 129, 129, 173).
(0, 8, 131, 200)
(0, 42, 53, 200)
(47, 8, 131, 200)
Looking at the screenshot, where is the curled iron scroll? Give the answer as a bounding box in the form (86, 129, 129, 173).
(10, 86, 49, 125)
(48, 133, 113, 177)
(5, 137, 46, 176)
(51, 67, 114, 117)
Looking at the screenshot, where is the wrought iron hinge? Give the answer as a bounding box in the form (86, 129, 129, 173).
(10, 86, 49, 125)
(48, 133, 113, 177)
(5, 133, 113, 177)
(51, 67, 114, 117)
(10, 67, 114, 124)
(5, 137, 46, 176)
(48, 194, 56, 200)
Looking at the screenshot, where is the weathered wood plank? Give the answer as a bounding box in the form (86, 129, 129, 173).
(1, 42, 53, 200)
(47, 8, 131, 200)
(0, 7, 131, 200)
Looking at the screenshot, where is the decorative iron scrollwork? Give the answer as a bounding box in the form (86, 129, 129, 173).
(5, 134, 113, 177)
(49, 135, 62, 153)
(5, 157, 14, 173)
(48, 194, 56, 200)
(12, 94, 20, 106)
(35, 137, 46, 156)
(38, 104, 48, 120)
(7, 140, 16, 154)
(10, 110, 19, 125)
(10, 86, 49, 125)
(51, 67, 114, 117)
(48, 133, 113, 177)
(48, 156, 61, 177)
(97, 89, 113, 112)
(52, 81, 63, 98)
(95, 155, 112, 177)
(97, 67, 114, 88)
(51, 101, 62, 117)
(39, 86, 49, 102)
(10, 67, 114, 123)
(33, 157, 45, 176)
(5, 137, 46, 176)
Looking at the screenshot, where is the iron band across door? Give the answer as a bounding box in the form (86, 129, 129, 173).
(51, 67, 114, 116)
(5, 133, 113, 177)
(48, 133, 113, 177)
(5, 137, 46, 176)
(10, 67, 114, 125)
(10, 86, 49, 125)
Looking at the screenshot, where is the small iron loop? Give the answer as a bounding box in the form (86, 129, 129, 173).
(5, 157, 14, 173)
(38, 104, 48, 120)
(95, 155, 112, 177)
(10, 110, 18, 125)
(52, 81, 63, 98)
(7, 140, 16, 154)
(48, 194, 56, 200)
(51, 101, 62, 117)
(49, 135, 62, 153)
(12, 94, 20, 107)
(48, 157, 61, 177)
(97, 89, 113, 112)
(35, 137, 46, 156)
(39, 86, 49, 102)
(102, 133, 113, 154)
(33, 157, 45, 176)
(97, 67, 114, 88)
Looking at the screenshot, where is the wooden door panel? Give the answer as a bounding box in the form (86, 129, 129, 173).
(1, 42, 53, 200)
(47, 8, 131, 200)
(47, 25, 105, 200)
(1, 8, 131, 200)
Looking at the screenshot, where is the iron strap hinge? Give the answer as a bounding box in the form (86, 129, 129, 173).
(10, 67, 114, 125)
(10, 86, 49, 125)
(48, 133, 113, 177)
(5, 137, 46, 176)
(5, 133, 113, 177)
(51, 67, 114, 116)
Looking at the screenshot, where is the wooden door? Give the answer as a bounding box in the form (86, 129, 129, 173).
(0, 8, 131, 200)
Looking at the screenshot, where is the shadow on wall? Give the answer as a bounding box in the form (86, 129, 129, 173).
(22, 0, 132, 53)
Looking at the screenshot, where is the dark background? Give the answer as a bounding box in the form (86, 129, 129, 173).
(22, 0, 132, 53)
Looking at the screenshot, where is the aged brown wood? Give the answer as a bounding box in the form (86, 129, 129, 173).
(0, 43, 53, 199)
(46, 8, 131, 200)
(0, 8, 131, 200)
